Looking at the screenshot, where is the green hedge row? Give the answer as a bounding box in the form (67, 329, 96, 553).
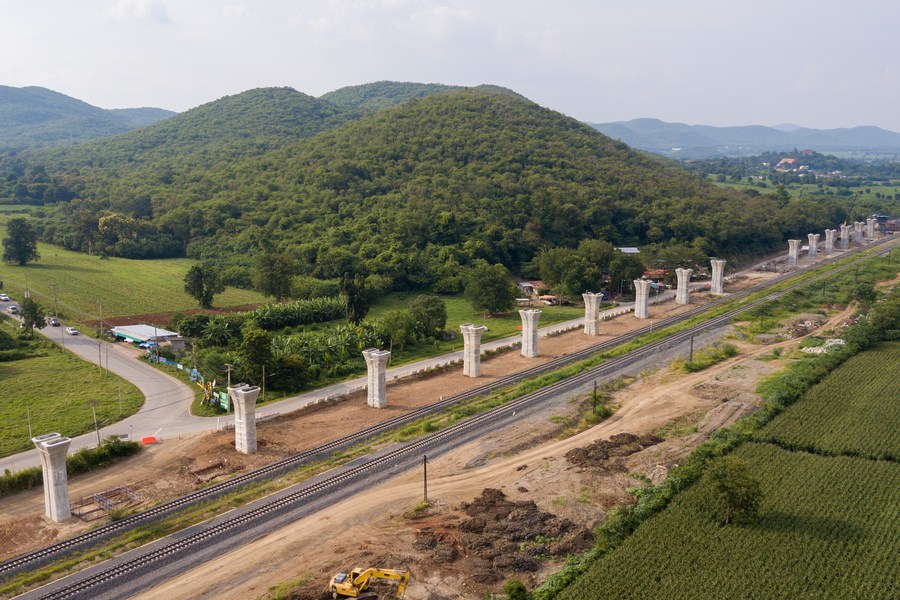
(0, 437, 142, 498)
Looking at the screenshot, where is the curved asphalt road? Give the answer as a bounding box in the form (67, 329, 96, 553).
(0, 242, 853, 474)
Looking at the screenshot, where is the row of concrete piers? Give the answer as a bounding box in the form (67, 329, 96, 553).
(789, 218, 877, 265)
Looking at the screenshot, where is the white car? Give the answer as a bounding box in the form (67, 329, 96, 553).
(65, 327, 79, 335)
(6, 305, 18, 314)
(0, 294, 9, 301)
(48, 317, 60, 326)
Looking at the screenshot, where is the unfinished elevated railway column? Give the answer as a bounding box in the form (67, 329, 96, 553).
(230, 383, 261, 454)
(675, 268, 693, 305)
(807, 233, 820, 260)
(866, 218, 876, 239)
(633, 279, 651, 319)
(32, 433, 72, 522)
(582, 292, 604, 336)
(519, 309, 541, 357)
(854, 221, 864, 244)
(459, 324, 487, 377)
(363, 349, 391, 408)
(840, 224, 851, 249)
(710, 259, 726, 295)
(824, 229, 836, 254)
(788, 239, 802, 265)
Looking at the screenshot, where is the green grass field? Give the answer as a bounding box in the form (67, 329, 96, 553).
(0, 330, 144, 458)
(557, 342, 900, 600)
(0, 241, 267, 323)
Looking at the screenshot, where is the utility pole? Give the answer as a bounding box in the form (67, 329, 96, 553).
(689, 334, 695, 362)
(225, 363, 234, 389)
(118, 379, 123, 417)
(261, 365, 266, 403)
(423, 454, 428, 503)
(592, 380, 598, 413)
(98, 301, 104, 375)
(26, 400, 33, 439)
(90, 400, 101, 445)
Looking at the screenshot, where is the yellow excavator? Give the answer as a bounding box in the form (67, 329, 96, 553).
(327, 567, 410, 598)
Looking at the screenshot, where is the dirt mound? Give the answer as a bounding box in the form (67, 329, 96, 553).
(564, 432, 662, 470)
(431, 488, 595, 583)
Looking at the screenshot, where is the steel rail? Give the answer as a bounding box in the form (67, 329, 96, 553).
(2, 237, 894, 587)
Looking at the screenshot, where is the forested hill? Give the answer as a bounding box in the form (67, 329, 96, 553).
(319, 81, 521, 114)
(37, 87, 352, 172)
(32, 88, 838, 287)
(0, 85, 175, 151)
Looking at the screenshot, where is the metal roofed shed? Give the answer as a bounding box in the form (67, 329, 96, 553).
(110, 324, 178, 344)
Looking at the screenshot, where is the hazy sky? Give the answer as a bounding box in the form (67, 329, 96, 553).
(2, 0, 898, 131)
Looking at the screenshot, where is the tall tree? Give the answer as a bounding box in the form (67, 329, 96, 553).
(465, 262, 517, 315)
(252, 249, 295, 301)
(2, 218, 40, 265)
(408, 295, 447, 339)
(184, 264, 224, 309)
(706, 456, 763, 526)
(20, 298, 47, 338)
(341, 273, 370, 324)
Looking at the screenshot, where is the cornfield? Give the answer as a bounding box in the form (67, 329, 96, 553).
(555, 343, 900, 600)
(756, 342, 900, 461)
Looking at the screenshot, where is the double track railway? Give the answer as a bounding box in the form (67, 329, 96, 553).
(5, 238, 896, 598)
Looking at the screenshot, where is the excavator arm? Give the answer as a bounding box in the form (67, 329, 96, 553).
(329, 567, 410, 598)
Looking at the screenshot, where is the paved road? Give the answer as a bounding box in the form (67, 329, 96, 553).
(0, 241, 850, 473)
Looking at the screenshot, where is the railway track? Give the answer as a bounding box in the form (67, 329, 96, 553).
(4, 238, 896, 596)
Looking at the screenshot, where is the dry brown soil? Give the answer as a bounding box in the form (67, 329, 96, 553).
(2, 271, 815, 598)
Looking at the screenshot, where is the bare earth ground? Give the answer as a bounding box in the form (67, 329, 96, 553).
(1, 271, 808, 596)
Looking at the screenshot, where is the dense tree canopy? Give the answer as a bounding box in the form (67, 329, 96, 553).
(0, 86, 856, 301)
(2, 218, 39, 265)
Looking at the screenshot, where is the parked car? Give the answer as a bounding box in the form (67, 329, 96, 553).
(47, 317, 60, 326)
(6, 305, 18, 314)
(0, 293, 9, 301)
(65, 327, 78, 335)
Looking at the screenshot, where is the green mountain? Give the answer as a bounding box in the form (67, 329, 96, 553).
(0, 86, 175, 151)
(26, 89, 839, 285)
(320, 81, 521, 114)
(37, 86, 352, 172)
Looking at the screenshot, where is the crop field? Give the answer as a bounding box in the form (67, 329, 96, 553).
(0, 241, 266, 322)
(557, 343, 900, 600)
(756, 342, 900, 461)
(0, 341, 143, 458)
(560, 443, 900, 600)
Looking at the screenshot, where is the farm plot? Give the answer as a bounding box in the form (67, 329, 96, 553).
(756, 342, 900, 461)
(558, 442, 900, 600)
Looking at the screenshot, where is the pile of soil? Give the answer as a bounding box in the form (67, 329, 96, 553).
(419, 488, 597, 585)
(564, 433, 662, 471)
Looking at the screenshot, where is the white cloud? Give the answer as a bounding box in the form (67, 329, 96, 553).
(110, 0, 172, 25)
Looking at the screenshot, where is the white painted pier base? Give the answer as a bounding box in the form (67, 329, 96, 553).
(519, 309, 541, 357)
(675, 268, 693, 305)
(633, 279, 651, 319)
(459, 324, 487, 377)
(582, 292, 604, 336)
(363, 348, 391, 408)
(32, 433, 72, 522)
(230, 383, 262, 454)
(710, 259, 726, 295)
(807, 233, 820, 260)
(788, 239, 801, 265)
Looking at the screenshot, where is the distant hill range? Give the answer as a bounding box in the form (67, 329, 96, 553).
(0, 85, 176, 151)
(589, 118, 900, 158)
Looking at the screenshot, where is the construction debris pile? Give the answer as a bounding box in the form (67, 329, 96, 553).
(416, 489, 594, 584)
(564, 433, 662, 471)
